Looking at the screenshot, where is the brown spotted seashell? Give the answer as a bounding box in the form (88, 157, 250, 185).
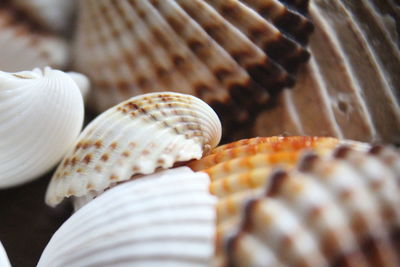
(0, 1, 68, 72)
(73, 0, 313, 138)
(254, 0, 400, 144)
(189, 136, 400, 266)
(45, 92, 221, 206)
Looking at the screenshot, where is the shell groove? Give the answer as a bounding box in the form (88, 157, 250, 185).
(253, 0, 400, 144)
(0, 67, 84, 188)
(45, 92, 221, 206)
(189, 137, 400, 266)
(38, 167, 216, 267)
(73, 0, 313, 137)
(0, 3, 68, 72)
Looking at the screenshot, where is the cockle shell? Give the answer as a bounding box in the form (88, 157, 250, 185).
(189, 136, 400, 266)
(45, 92, 221, 206)
(73, 0, 313, 135)
(0, 241, 11, 267)
(0, 3, 68, 72)
(254, 0, 400, 144)
(38, 167, 216, 267)
(0, 67, 84, 188)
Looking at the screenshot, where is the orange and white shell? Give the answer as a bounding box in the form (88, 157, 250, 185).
(189, 136, 400, 266)
(73, 0, 313, 126)
(0, 67, 84, 188)
(45, 92, 221, 206)
(38, 167, 216, 267)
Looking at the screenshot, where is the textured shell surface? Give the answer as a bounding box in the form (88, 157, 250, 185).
(73, 0, 313, 138)
(189, 136, 400, 266)
(45, 92, 221, 206)
(0, 241, 11, 267)
(0, 67, 84, 188)
(253, 0, 400, 144)
(38, 167, 216, 267)
(0, 5, 68, 72)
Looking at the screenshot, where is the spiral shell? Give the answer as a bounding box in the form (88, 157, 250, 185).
(0, 4, 68, 72)
(45, 92, 221, 206)
(189, 136, 400, 266)
(0, 67, 84, 188)
(73, 0, 313, 135)
(39, 167, 216, 267)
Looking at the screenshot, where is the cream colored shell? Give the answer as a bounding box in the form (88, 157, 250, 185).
(39, 167, 216, 267)
(46, 92, 221, 206)
(0, 241, 11, 267)
(0, 67, 84, 188)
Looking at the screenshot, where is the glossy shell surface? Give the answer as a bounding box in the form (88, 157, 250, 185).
(46, 92, 221, 206)
(39, 167, 216, 267)
(0, 67, 84, 188)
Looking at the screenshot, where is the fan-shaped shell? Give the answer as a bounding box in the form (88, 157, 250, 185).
(189, 137, 400, 266)
(38, 167, 216, 267)
(45, 92, 221, 206)
(73, 0, 313, 136)
(0, 4, 68, 72)
(0, 241, 11, 267)
(0, 67, 84, 188)
(253, 0, 400, 144)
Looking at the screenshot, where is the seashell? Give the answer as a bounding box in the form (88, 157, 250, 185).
(9, 0, 78, 33)
(67, 71, 91, 100)
(0, 241, 11, 267)
(72, 0, 313, 136)
(0, 3, 68, 72)
(38, 167, 216, 267)
(189, 137, 400, 266)
(253, 0, 400, 144)
(0, 67, 84, 188)
(45, 92, 221, 206)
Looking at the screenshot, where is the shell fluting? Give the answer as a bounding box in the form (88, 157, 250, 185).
(45, 92, 222, 206)
(73, 0, 313, 139)
(189, 136, 400, 266)
(38, 167, 216, 267)
(0, 67, 84, 188)
(0, 2, 68, 72)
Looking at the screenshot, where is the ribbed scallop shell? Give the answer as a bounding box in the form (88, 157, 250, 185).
(189, 137, 400, 266)
(0, 3, 68, 72)
(0, 67, 84, 188)
(253, 0, 400, 144)
(38, 167, 216, 267)
(45, 92, 221, 206)
(0, 241, 11, 267)
(73, 0, 313, 134)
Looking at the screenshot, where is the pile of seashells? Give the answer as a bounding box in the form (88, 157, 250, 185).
(0, 0, 399, 266)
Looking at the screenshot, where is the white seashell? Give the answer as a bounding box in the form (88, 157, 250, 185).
(0, 7, 68, 72)
(45, 92, 221, 206)
(0, 67, 84, 188)
(0, 241, 11, 267)
(38, 167, 216, 267)
(67, 72, 91, 100)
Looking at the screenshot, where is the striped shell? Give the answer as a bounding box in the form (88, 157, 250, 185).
(0, 241, 11, 267)
(254, 0, 400, 144)
(0, 67, 84, 188)
(0, 3, 68, 72)
(73, 0, 313, 135)
(189, 136, 400, 266)
(38, 167, 216, 267)
(45, 92, 221, 206)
